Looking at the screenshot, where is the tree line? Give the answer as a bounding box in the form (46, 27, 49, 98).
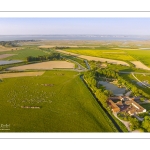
(26, 53, 62, 62)
(0, 41, 18, 47)
(55, 46, 70, 49)
(84, 70, 111, 108)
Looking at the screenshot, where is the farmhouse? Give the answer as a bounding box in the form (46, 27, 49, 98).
(107, 100, 120, 113)
(108, 96, 146, 115)
(127, 100, 146, 115)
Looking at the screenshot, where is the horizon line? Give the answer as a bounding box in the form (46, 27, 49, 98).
(1, 34, 150, 36)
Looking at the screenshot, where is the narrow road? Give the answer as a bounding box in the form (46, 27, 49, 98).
(64, 58, 87, 72)
(57, 50, 87, 72)
(119, 71, 150, 75)
(113, 112, 131, 132)
(131, 73, 150, 88)
(134, 114, 144, 121)
(84, 60, 91, 70)
(138, 100, 150, 104)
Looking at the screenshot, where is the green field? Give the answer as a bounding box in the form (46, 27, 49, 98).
(126, 50, 150, 67)
(66, 48, 135, 61)
(65, 48, 150, 68)
(0, 46, 47, 61)
(0, 70, 117, 132)
(134, 74, 150, 83)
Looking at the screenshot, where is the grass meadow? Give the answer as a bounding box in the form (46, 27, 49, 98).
(0, 70, 117, 132)
(0, 46, 47, 61)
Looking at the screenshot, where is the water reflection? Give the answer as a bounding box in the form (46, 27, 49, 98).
(99, 81, 126, 96)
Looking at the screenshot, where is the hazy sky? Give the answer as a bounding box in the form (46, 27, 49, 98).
(0, 18, 150, 35)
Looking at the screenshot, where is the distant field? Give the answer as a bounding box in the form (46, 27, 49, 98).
(64, 47, 150, 69)
(39, 45, 55, 48)
(0, 47, 47, 61)
(0, 70, 117, 132)
(0, 54, 16, 60)
(126, 50, 150, 67)
(57, 50, 129, 66)
(0, 45, 21, 52)
(0, 72, 44, 79)
(9, 61, 75, 71)
(65, 48, 135, 61)
(131, 61, 150, 70)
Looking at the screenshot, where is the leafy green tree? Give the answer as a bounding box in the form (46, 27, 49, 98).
(130, 118, 140, 131)
(142, 116, 150, 132)
(140, 97, 145, 102)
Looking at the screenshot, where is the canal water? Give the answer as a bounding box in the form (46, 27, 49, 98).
(0, 60, 22, 65)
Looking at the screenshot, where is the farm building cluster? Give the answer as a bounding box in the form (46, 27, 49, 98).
(107, 96, 146, 115)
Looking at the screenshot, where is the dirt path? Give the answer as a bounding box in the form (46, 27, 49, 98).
(113, 112, 131, 132)
(119, 71, 150, 75)
(134, 114, 144, 122)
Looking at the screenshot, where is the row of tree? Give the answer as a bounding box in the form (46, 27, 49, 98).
(84, 70, 111, 108)
(26, 53, 62, 62)
(55, 46, 70, 49)
(117, 108, 150, 131)
(117, 112, 141, 131)
(128, 115, 150, 132)
(0, 41, 18, 47)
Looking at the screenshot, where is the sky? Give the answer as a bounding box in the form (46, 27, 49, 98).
(0, 18, 150, 35)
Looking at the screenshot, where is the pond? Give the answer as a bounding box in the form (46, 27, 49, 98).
(98, 81, 126, 96)
(0, 60, 22, 65)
